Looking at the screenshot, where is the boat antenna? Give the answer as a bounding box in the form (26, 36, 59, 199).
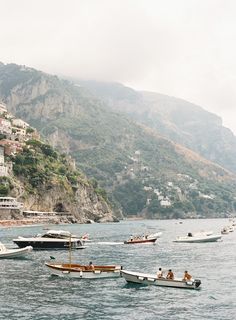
(69, 233, 72, 268)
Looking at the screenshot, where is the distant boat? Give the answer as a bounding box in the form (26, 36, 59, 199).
(173, 231, 221, 243)
(0, 242, 32, 259)
(124, 233, 160, 244)
(45, 262, 122, 279)
(121, 270, 201, 290)
(13, 229, 85, 250)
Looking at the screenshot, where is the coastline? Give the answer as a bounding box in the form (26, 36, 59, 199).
(0, 218, 60, 228)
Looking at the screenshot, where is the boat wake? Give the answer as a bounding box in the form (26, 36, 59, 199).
(96, 241, 124, 245)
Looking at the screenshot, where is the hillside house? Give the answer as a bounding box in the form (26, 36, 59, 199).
(12, 118, 29, 129)
(0, 139, 23, 155)
(0, 146, 4, 164)
(160, 198, 171, 207)
(199, 192, 215, 200)
(0, 103, 7, 114)
(0, 165, 8, 176)
(0, 146, 8, 177)
(144, 186, 152, 191)
(0, 118, 12, 135)
(141, 166, 149, 172)
(154, 189, 160, 195)
(12, 126, 26, 136)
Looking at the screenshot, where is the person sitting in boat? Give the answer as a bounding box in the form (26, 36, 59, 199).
(157, 267, 164, 278)
(166, 269, 174, 280)
(88, 261, 95, 271)
(183, 270, 192, 281)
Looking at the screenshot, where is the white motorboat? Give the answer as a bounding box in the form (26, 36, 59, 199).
(45, 262, 122, 279)
(121, 270, 201, 290)
(173, 231, 221, 243)
(0, 242, 32, 258)
(13, 229, 85, 250)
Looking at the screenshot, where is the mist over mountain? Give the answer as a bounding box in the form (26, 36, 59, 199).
(0, 62, 236, 218)
(76, 80, 236, 174)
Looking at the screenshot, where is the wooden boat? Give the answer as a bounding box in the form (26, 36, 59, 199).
(13, 230, 85, 250)
(0, 242, 33, 258)
(173, 231, 221, 243)
(121, 270, 201, 290)
(45, 262, 122, 279)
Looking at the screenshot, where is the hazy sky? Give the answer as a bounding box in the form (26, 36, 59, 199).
(1, 0, 236, 133)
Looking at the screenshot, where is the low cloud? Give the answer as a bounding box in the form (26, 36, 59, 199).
(0, 0, 236, 133)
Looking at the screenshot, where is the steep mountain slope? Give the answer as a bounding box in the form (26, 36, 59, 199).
(6, 139, 115, 223)
(78, 80, 236, 174)
(0, 62, 236, 218)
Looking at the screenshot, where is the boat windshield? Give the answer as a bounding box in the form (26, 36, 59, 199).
(42, 230, 72, 239)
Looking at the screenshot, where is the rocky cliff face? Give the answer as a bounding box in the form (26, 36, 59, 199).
(20, 181, 116, 223)
(77, 80, 236, 174)
(4, 165, 118, 223)
(1, 63, 236, 218)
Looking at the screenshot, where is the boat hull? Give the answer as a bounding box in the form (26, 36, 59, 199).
(124, 238, 157, 244)
(0, 246, 33, 258)
(13, 239, 85, 250)
(121, 270, 201, 290)
(173, 235, 222, 243)
(45, 263, 122, 279)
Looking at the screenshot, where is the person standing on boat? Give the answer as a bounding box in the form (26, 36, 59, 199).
(166, 269, 174, 280)
(157, 267, 164, 278)
(183, 270, 192, 281)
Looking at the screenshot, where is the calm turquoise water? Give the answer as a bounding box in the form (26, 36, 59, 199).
(0, 219, 236, 320)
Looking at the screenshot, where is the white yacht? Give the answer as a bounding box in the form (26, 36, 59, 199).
(13, 230, 86, 250)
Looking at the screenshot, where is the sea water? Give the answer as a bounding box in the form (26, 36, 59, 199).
(0, 219, 235, 320)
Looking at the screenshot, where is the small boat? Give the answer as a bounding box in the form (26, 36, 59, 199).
(0, 242, 33, 259)
(45, 262, 122, 279)
(124, 236, 157, 244)
(121, 270, 201, 290)
(13, 229, 85, 250)
(124, 232, 160, 244)
(173, 231, 221, 243)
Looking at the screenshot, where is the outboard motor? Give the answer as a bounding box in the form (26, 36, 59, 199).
(194, 279, 201, 288)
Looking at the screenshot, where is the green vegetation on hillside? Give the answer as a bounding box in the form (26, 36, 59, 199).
(12, 140, 82, 192)
(0, 62, 236, 218)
